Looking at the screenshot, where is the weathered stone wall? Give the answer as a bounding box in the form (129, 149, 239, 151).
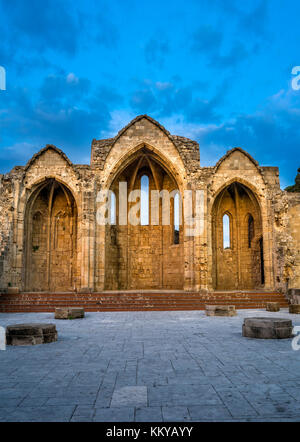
(0, 115, 299, 295)
(103, 136, 184, 291)
(211, 182, 263, 290)
(288, 202, 300, 288)
(0, 174, 15, 290)
(26, 181, 77, 291)
(273, 190, 300, 292)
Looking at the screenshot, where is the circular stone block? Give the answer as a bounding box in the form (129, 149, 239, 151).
(266, 302, 280, 312)
(55, 307, 85, 320)
(205, 305, 237, 317)
(6, 323, 58, 346)
(242, 317, 293, 339)
(289, 305, 300, 314)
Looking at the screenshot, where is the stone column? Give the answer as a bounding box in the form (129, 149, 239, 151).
(79, 188, 96, 292)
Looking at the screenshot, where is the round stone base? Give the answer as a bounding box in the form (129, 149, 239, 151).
(6, 324, 58, 346)
(55, 307, 85, 320)
(242, 317, 293, 339)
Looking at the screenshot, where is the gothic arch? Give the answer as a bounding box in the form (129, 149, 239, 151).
(103, 146, 184, 290)
(212, 181, 264, 290)
(104, 142, 185, 192)
(24, 178, 78, 292)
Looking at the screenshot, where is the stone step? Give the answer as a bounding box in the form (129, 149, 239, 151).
(0, 299, 289, 307)
(0, 303, 289, 312)
(0, 291, 289, 312)
(0, 294, 287, 301)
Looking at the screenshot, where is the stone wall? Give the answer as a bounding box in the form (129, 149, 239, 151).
(0, 115, 299, 295)
(0, 174, 15, 290)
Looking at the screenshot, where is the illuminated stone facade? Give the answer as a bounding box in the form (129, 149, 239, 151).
(0, 115, 299, 294)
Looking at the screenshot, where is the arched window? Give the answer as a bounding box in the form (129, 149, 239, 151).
(248, 214, 254, 248)
(174, 192, 180, 244)
(223, 214, 231, 249)
(140, 175, 149, 226)
(110, 191, 116, 226)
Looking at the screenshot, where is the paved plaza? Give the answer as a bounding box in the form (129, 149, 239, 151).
(1, 309, 300, 422)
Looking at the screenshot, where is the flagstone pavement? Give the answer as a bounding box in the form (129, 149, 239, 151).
(1, 309, 300, 422)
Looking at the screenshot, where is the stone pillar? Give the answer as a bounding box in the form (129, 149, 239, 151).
(80, 188, 96, 292)
(194, 188, 207, 291)
(262, 200, 275, 290)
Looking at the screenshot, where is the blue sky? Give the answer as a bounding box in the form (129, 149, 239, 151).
(0, 0, 299, 188)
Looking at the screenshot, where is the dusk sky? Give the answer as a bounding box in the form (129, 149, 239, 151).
(0, 0, 299, 188)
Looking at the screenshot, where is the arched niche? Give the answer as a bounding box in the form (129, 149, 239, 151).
(212, 181, 263, 290)
(104, 147, 184, 290)
(24, 179, 77, 292)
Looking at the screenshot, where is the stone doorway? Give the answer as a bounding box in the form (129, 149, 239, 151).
(25, 179, 77, 292)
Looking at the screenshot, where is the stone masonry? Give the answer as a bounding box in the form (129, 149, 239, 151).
(0, 115, 299, 296)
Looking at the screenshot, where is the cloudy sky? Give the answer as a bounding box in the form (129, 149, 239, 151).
(0, 0, 299, 187)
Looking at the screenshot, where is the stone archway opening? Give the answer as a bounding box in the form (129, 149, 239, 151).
(25, 179, 77, 292)
(104, 147, 184, 290)
(212, 182, 264, 290)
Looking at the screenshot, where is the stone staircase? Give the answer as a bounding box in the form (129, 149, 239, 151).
(0, 290, 289, 312)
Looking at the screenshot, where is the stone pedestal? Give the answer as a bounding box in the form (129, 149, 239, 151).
(242, 318, 293, 339)
(289, 304, 300, 314)
(287, 289, 300, 306)
(78, 287, 92, 294)
(205, 305, 237, 317)
(7, 287, 20, 295)
(6, 324, 58, 346)
(266, 302, 280, 312)
(55, 307, 85, 320)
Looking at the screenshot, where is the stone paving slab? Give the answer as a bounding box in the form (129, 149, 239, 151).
(1, 309, 300, 421)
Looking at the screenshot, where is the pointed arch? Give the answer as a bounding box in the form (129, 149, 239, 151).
(103, 144, 184, 291)
(105, 143, 183, 192)
(212, 181, 263, 290)
(24, 178, 78, 292)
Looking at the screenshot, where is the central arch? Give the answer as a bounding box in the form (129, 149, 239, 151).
(212, 181, 264, 290)
(104, 147, 184, 290)
(24, 179, 77, 292)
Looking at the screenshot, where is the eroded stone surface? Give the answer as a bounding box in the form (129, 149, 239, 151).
(6, 323, 58, 346)
(266, 302, 280, 312)
(0, 115, 299, 295)
(289, 305, 300, 314)
(242, 317, 293, 339)
(55, 308, 85, 320)
(206, 305, 237, 317)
